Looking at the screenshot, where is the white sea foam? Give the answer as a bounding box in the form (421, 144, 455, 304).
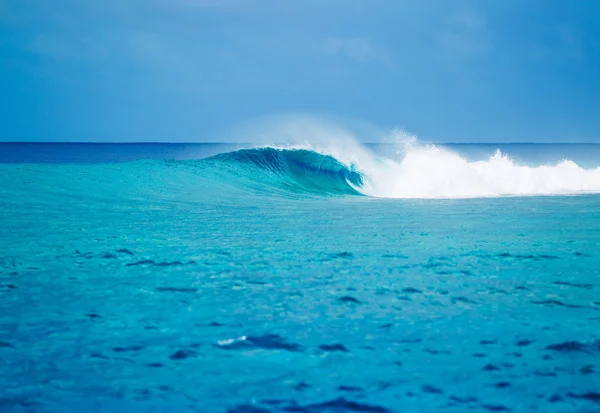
(356, 144, 600, 198)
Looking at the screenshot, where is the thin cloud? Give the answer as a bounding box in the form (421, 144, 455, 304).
(167, 0, 249, 9)
(29, 34, 81, 60)
(438, 11, 491, 60)
(558, 26, 584, 63)
(322, 37, 390, 64)
(0, 0, 9, 22)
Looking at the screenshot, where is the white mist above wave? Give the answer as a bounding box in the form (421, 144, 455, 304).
(231, 114, 600, 199)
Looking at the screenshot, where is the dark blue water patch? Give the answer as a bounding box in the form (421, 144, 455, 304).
(516, 339, 535, 347)
(361, 345, 376, 351)
(482, 364, 501, 371)
(126, 260, 195, 267)
(553, 281, 593, 289)
(539, 254, 560, 260)
(398, 338, 422, 344)
(318, 344, 349, 353)
(480, 340, 498, 345)
(216, 334, 303, 352)
(294, 382, 311, 391)
(338, 386, 363, 392)
(424, 349, 452, 355)
(0, 257, 18, 269)
(0, 341, 15, 348)
(422, 385, 444, 394)
(530, 300, 584, 309)
(281, 397, 392, 413)
(451, 296, 478, 305)
(330, 252, 354, 260)
(75, 250, 95, 259)
(113, 345, 144, 353)
(580, 365, 595, 374)
(313, 252, 355, 263)
(546, 340, 600, 354)
(548, 395, 563, 403)
(566, 392, 600, 404)
(494, 382, 511, 388)
(0, 397, 37, 410)
(90, 353, 133, 363)
(338, 296, 361, 304)
(481, 404, 510, 411)
(507, 352, 523, 358)
(169, 349, 198, 360)
(227, 405, 271, 413)
(156, 287, 198, 293)
(75, 249, 135, 260)
(496, 253, 559, 261)
(146, 363, 164, 368)
(515, 285, 530, 291)
(448, 395, 479, 404)
(401, 287, 422, 294)
(422, 261, 444, 269)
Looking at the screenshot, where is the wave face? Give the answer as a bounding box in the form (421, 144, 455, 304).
(197, 142, 600, 199)
(204, 147, 364, 196)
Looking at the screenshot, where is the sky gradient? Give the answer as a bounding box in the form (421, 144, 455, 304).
(1, 0, 599, 142)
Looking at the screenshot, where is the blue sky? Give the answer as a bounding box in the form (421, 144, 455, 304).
(1, 0, 599, 142)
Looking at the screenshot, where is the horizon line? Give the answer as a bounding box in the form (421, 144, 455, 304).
(1, 141, 600, 145)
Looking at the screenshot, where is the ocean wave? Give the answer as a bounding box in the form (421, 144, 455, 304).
(199, 141, 600, 199)
(204, 147, 363, 196)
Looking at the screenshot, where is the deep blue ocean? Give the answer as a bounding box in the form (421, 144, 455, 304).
(1, 142, 600, 412)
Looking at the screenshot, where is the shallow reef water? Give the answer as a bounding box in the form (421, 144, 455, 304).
(1, 143, 600, 412)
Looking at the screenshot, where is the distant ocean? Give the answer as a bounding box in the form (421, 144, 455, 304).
(1, 141, 600, 412)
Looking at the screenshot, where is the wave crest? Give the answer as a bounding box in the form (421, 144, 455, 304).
(206, 147, 363, 196)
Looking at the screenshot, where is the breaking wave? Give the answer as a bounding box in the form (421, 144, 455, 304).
(200, 141, 600, 199)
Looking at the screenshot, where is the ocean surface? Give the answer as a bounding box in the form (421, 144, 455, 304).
(1, 141, 600, 412)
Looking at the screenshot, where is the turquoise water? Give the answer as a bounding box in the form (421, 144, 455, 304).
(1, 143, 600, 412)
